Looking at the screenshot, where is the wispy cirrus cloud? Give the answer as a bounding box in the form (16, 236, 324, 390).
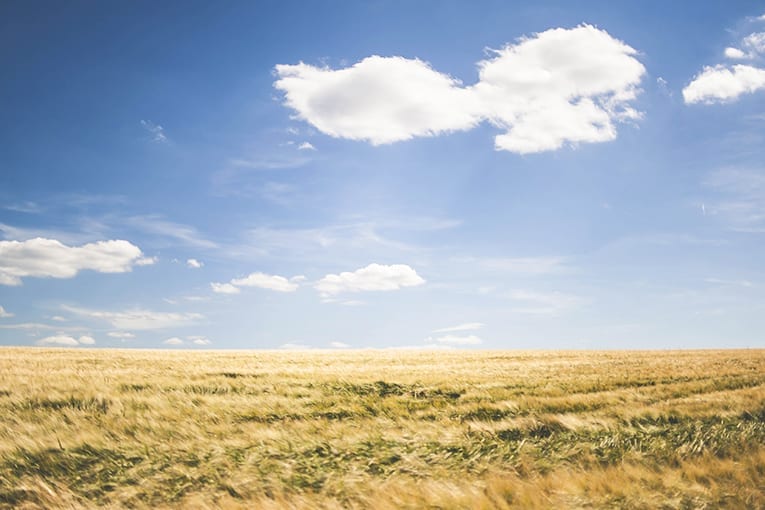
(275, 25, 645, 153)
(432, 322, 484, 333)
(425, 334, 483, 346)
(2, 201, 42, 214)
(124, 215, 217, 249)
(140, 120, 167, 143)
(236, 217, 459, 261)
(704, 167, 765, 232)
(0, 322, 87, 332)
(468, 256, 569, 275)
(62, 305, 203, 330)
(505, 289, 585, 316)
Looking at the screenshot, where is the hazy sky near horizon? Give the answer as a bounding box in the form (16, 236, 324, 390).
(2, 1, 765, 349)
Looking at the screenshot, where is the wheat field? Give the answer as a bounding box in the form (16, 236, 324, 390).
(0, 348, 763, 509)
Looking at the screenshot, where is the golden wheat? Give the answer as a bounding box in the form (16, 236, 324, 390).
(0, 348, 763, 509)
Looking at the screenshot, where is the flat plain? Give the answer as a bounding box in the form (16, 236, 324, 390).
(0, 348, 763, 509)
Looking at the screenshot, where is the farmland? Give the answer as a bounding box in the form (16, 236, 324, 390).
(0, 348, 763, 509)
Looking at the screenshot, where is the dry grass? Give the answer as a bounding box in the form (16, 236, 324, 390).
(0, 348, 763, 509)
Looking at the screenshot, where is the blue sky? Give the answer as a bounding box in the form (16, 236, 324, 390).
(2, 1, 765, 349)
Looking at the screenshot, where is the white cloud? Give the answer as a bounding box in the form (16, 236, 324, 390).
(135, 256, 157, 266)
(433, 322, 484, 333)
(163, 337, 184, 346)
(36, 335, 95, 347)
(340, 300, 365, 306)
(107, 331, 135, 339)
(329, 341, 350, 348)
(476, 256, 568, 275)
(656, 77, 672, 96)
(279, 342, 312, 350)
(704, 278, 754, 288)
(683, 64, 765, 104)
(231, 272, 301, 292)
(0, 322, 66, 331)
(275, 55, 481, 145)
(685, 27, 765, 104)
(3, 201, 41, 214)
(704, 167, 765, 232)
(506, 290, 584, 316)
(274, 24, 645, 154)
(0, 238, 152, 286)
(426, 334, 483, 346)
(183, 295, 209, 302)
(186, 258, 203, 269)
(211, 282, 241, 294)
(315, 263, 425, 296)
(475, 25, 644, 153)
(50, 316, 67, 322)
(189, 336, 211, 346)
(297, 142, 316, 151)
(63, 305, 203, 330)
(0, 306, 13, 318)
(392, 344, 456, 351)
(742, 32, 765, 55)
(212, 272, 302, 295)
(725, 47, 748, 59)
(141, 120, 167, 143)
(125, 216, 217, 249)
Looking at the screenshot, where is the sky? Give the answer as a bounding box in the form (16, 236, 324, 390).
(1, 1, 765, 350)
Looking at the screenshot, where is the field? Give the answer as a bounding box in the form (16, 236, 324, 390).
(0, 348, 763, 509)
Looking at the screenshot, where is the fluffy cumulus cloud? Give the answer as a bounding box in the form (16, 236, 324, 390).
(274, 25, 645, 154)
(0, 238, 153, 286)
(275, 56, 481, 145)
(36, 335, 95, 347)
(186, 258, 203, 269)
(683, 65, 765, 104)
(684, 28, 765, 104)
(725, 47, 748, 60)
(211, 272, 303, 294)
(163, 337, 184, 346)
(210, 282, 240, 294)
(315, 263, 425, 297)
(231, 272, 301, 292)
(741, 32, 765, 57)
